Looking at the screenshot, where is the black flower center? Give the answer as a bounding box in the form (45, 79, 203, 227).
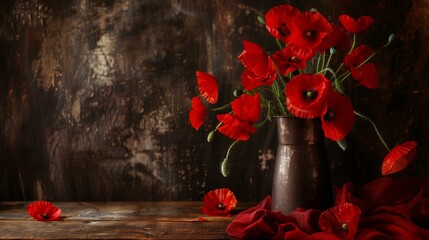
(323, 109, 336, 121)
(303, 89, 318, 100)
(216, 203, 226, 210)
(262, 75, 272, 82)
(42, 213, 49, 219)
(290, 56, 299, 63)
(339, 223, 349, 233)
(303, 29, 317, 40)
(277, 23, 289, 36)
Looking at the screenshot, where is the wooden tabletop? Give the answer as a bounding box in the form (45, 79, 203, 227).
(0, 202, 251, 239)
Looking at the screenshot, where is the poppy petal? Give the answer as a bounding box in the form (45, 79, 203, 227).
(217, 114, 256, 141)
(241, 69, 276, 91)
(344, 45, 378, 88)
(27, 201, 62, 221)
(339, 15, 374, 34)
(349, 63, 378, 89)
(287, 11, 333, 50)
(286, 74, 333, 118)
(272, 46, 313, 75)
(189, 96, 207, 130)
(238, 40, 276, 81)
(231, 94, 261, 123)
(382, 141, 417, 176)
(319, 24, 350, 52)
(196, 71, 218, 104)
(319, 202, 361, 240)
(265, 4, 301, 43)
(321, 92, 355, 141)
(201, 188, 237, 216)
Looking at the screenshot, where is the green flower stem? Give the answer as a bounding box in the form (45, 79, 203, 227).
(207, 121, 224, 142)
(271, 81, 288, 116)
(334, 34, 356, 76)
(270, 56, 289, 116)
(325, 50, 334, 69)
(339, 34, 394, 83)
(321, 64, 345, 94)
(321, 52, 326, 70)
(254, 101, 271, 129)
(316, 53, 322, 72)
(348, 34, 357, 54)
(210, 102, 232, 112)
(275, 39, 284, 50)
(221, 140, 240, 177)
(354, 111, 391, 152)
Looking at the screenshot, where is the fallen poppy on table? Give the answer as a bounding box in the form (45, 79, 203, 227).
(382, 141, 417, 176)
(201, 188, 237, 216)
(27, 200, 62, 221)
(319, 202, 361, 240)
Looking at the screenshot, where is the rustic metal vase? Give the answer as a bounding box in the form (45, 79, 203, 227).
(272, 117, 333, 214)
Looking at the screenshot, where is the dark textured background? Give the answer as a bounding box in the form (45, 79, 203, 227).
(0, 0, 427, 202)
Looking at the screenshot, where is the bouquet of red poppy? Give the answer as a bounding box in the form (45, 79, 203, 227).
(189, 4, 417, 177)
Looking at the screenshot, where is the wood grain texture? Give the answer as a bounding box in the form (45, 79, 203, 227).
(0, 202, 248, 239)
(0, 0, 428, 202)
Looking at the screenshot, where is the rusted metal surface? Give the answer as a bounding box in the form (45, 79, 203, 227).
(0, 0, 427, 202)
(272, 117, 333, 214)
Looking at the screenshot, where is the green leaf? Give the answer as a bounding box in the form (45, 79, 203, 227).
(334, 78, 345, 94)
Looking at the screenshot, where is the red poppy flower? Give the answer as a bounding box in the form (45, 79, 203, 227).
(27, 200, 62, 221)
(287, 11, 333, 51)
(241, 69, 275, 91)
(238, 41, 276, 90)
(189, 96, 207, 130)
(196, 71, 218, 104)
(216, 94, 260, 141)
(319, 202, 361, 240)
(321, 91, 355, 141)
(231, 94, 261, 123)
(286, 74, 333, 118)
(265, 4, 301, 43)
(382, 141, 417, 176)
(217, 114, 256, 141)
(201, 188, 237, 216)
(339, 15, 374, 34)
(319, 24, 350, 52)
(343, 45, 378, 89)
(272, 46, 313, 75)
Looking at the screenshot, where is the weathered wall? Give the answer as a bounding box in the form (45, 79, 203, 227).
(0, 0, 427, 201)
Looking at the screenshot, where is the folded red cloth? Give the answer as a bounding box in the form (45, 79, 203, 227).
(226, 177, 429, 239)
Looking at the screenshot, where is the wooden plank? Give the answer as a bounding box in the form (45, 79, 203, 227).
(0, 202, 252, 239)
(0, 221, 231, 239)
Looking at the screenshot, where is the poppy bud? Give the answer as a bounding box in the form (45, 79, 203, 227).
(388, 33, 395, 44)
(221, 158, 230, 177)
(257, 16, 266, 25)
(233, 89, 243, 97)
(207, 130, 216, 142)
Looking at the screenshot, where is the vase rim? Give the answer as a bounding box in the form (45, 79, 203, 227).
(273, 116, 297, 118)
